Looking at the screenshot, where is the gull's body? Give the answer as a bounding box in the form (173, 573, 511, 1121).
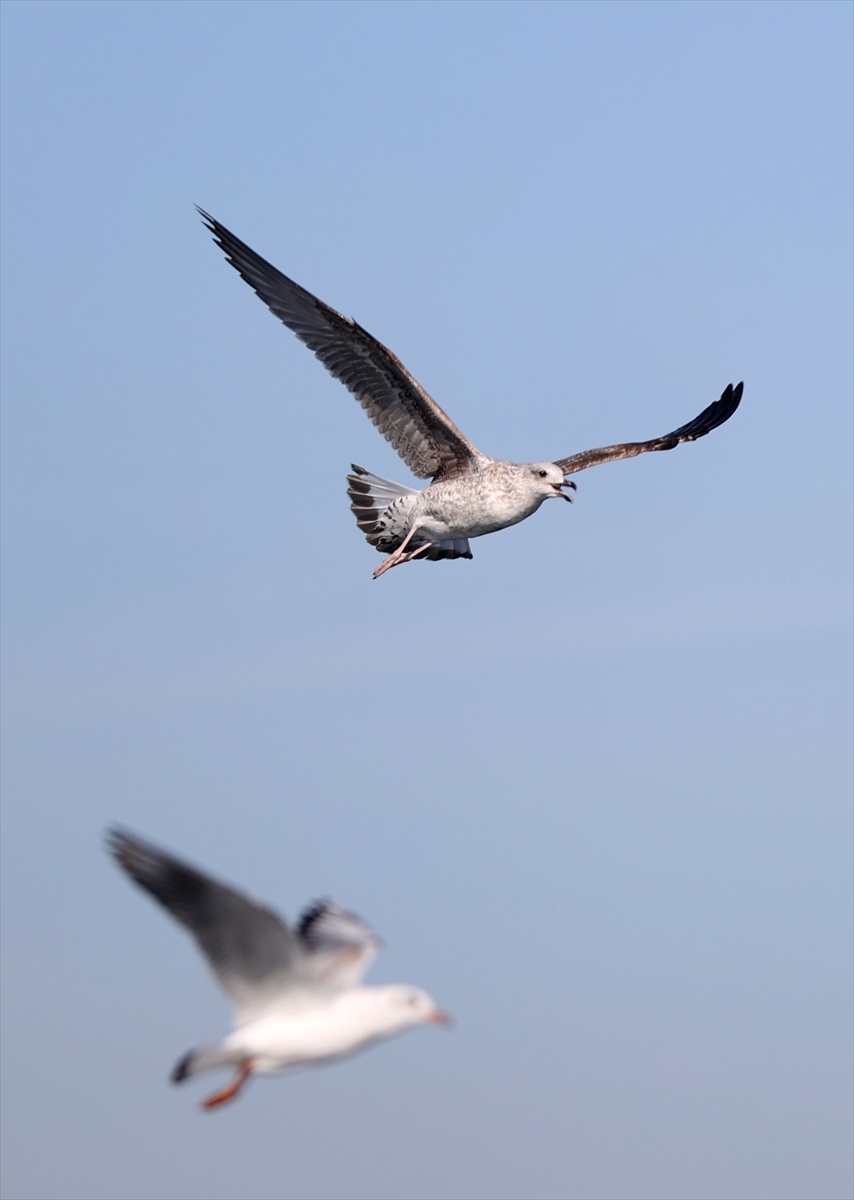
(210, 987, 434, 1075)
(200, 210, 743, 578)
(355, 460, 568, 550)
(108, 830, 449, 1109)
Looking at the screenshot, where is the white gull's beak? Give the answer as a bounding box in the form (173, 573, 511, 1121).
(426, 1009, 454, 1026)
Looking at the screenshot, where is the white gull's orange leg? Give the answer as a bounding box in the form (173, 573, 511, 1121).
(201, 1058, 253, 1110)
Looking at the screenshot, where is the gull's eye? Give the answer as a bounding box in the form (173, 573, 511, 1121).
(538, 469, 547, 477)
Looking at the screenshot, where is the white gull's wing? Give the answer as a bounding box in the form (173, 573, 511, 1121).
(199, 209, 486, 481)
(297, 900, 381, 989)
(554, 382, 743, 476)
(108, 829, 302, 1024)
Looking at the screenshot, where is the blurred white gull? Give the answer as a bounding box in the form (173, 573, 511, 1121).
(108, 829, 450, 1110)
(200, 210, 743, 579)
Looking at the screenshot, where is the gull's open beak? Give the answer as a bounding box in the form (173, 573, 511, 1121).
(554, 479, 577, 502)
(426, 1009, 454, 1026)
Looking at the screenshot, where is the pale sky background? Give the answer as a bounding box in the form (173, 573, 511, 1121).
(1, 3, 852, 1199)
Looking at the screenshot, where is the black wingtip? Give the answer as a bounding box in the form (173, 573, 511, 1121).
(675, 380, 744, 442)
(297, 899, 333, 942)
(714, 380, 744, 426)
(196, 207, 221, 241)
(105, 825, 164, 873)
(105, 825, 135, 867)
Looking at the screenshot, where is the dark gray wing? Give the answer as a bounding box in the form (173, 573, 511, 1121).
(108, 828, 300, 1023)
(554, 382, 743, 476)
(199, 210, 484, 480)
(297, 900, 382, 989)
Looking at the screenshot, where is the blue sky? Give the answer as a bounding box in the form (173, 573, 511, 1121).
(1, 3, 851, 1199)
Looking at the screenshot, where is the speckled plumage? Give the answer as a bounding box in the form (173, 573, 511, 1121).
(200, 210, 743, 578)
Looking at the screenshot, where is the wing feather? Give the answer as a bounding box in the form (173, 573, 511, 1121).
(199, 210, 484, 480)
(297, 900, 381, 989)
(554, 383, 743, 476)
(108, 828, 298, 1023)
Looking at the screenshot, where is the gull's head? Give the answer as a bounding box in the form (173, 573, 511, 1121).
(381, 985, 453, 1031)
(527, 462, 576, 502)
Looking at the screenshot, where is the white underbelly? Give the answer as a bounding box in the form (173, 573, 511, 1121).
(226, 1012, 374, 1073)
(417, 494, 541, 541)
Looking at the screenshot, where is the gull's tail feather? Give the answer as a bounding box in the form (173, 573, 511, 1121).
(171, 1044, 236, 1084)
(346, 466, 472, 561)
(347, 465, 417, 546)
(435, 539, 474, 559)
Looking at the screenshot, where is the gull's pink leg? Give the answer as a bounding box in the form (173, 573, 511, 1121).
(201, 1059, 253, 1110)
(403, 542, 432, 562)
(373, 525, 427, 579)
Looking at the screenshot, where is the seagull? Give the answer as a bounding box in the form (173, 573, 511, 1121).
(199, 210, 743, 579)
(108, 829, 451, 1109)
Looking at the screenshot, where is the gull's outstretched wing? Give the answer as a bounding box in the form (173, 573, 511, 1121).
(108, 828, 300, 1024)
(297, 900, 382, 990)
(554, 382, 743, 476)
(199, 210, 485, 480)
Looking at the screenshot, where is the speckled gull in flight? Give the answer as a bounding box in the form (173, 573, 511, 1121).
(199, 210, 743, 579)
(108, 829, 450, 1109)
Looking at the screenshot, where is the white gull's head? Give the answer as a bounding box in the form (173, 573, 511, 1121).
(525, 462, 577, 502)
(370, 984, 453, 1034)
